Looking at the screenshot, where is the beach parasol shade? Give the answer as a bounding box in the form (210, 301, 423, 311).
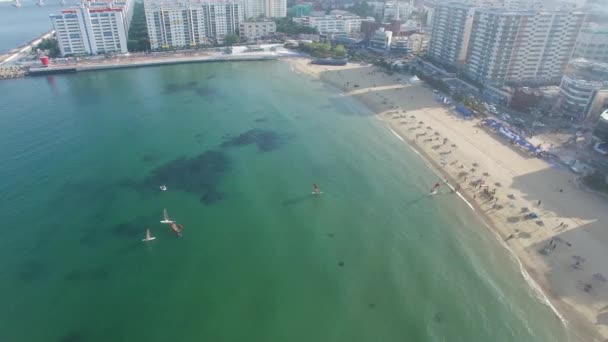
(572, 255, 586, 263)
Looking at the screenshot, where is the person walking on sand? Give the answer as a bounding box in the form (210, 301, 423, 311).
(537, 200, 541, 206)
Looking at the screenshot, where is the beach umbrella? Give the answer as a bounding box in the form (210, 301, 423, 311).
(593, 273, 607, 283)
(572, 255, 586, 263)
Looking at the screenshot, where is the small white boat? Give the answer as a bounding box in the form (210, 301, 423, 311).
(12, 0, 22, 8)
(142, 228, 156, 242)
(36, 0, 44, 6)
(160, 185, 167, 191)
(160, 208, 173, 224)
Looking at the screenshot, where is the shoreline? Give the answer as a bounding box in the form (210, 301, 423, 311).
(285, 57, 608, 341)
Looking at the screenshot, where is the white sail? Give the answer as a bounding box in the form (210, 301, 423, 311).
(160, 208, 173, 223)
(142, 228, 156, 242)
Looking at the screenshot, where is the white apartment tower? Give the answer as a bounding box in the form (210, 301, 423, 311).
(427, 3, 475, 68)
(293, 13, 368, 35)
(465, 8, 586, 86)
(243, 0, 286, 19)
(144, 0, 244, 49)
(572, 23, 608, 63)
(49, 0, 135, 56)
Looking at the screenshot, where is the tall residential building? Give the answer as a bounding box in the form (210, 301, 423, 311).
(465, 8, 586, 86)
(572, 23, 608, 63)
(243, 0, 286, 19)
(293, 12, 370, 36)
(239, 19, 276, 41)
(144, 0, 244, 49)
(427, 3, 474, 68)
(49, 0, 135, 56)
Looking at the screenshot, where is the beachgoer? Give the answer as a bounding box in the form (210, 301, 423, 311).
(537, 200, 541, 206)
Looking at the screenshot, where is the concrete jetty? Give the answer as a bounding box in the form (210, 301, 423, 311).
(29, 52, 279, 76)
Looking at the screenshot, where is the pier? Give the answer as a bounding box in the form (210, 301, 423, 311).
(28, 51, 282, 76)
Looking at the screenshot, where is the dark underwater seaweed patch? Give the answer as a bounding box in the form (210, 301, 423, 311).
(193, 85, 217, 98)
(65, 266, 109, 281)
(111, 222, 141, 238)
(141, 153, 159, 163)
(139, 150, 230, 204)
(163, 81, 218, 99)
(254, 117, 268, 123)
(164, 81, 198, 94)
(17, 260, 48, 282)
(58, 331, 86, 342)
(221, 129, 281, 152)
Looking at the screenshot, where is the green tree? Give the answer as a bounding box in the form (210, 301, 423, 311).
(349, 1, 373, 17)
(333, 44, 346, 57)
(275, 17, 318, 35)
(224, 34, 240, 46)
(35, 38, 60, 58)
(127, 2, 150, 52)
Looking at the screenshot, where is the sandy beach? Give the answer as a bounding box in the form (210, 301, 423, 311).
(287, 57, 608, 341)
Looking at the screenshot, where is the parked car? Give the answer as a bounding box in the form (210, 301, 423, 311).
(500, 113, 511, 121)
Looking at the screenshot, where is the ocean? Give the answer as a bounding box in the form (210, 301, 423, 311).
(0, 0, 62, 53)
(0, 61, 581, 341)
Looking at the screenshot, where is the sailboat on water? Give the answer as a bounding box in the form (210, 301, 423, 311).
(142, 228, 156, 242)
(160, 208, 173, 224)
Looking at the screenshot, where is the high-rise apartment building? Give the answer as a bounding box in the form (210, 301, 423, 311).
(572, 23, 608, 63)
(243, 0, 286, 19)
(49, 0, 135, 56)
(144, 0, 244, 49)
(464, 8, 585, 86)
(239, 19, 276, 40)
(427, 3, 474, 68)
(293, 12, 370, 36)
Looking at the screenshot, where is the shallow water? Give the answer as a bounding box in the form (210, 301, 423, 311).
(0, 61, 578, 341)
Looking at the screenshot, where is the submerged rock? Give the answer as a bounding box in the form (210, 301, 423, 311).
(221, 129, 281, 152)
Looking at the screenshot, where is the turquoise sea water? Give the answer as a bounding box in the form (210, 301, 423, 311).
(0, 62, 578, 341)
(0, 0, 62, 53)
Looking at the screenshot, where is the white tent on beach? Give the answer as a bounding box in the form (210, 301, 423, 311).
(409, 75, 421, 84)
